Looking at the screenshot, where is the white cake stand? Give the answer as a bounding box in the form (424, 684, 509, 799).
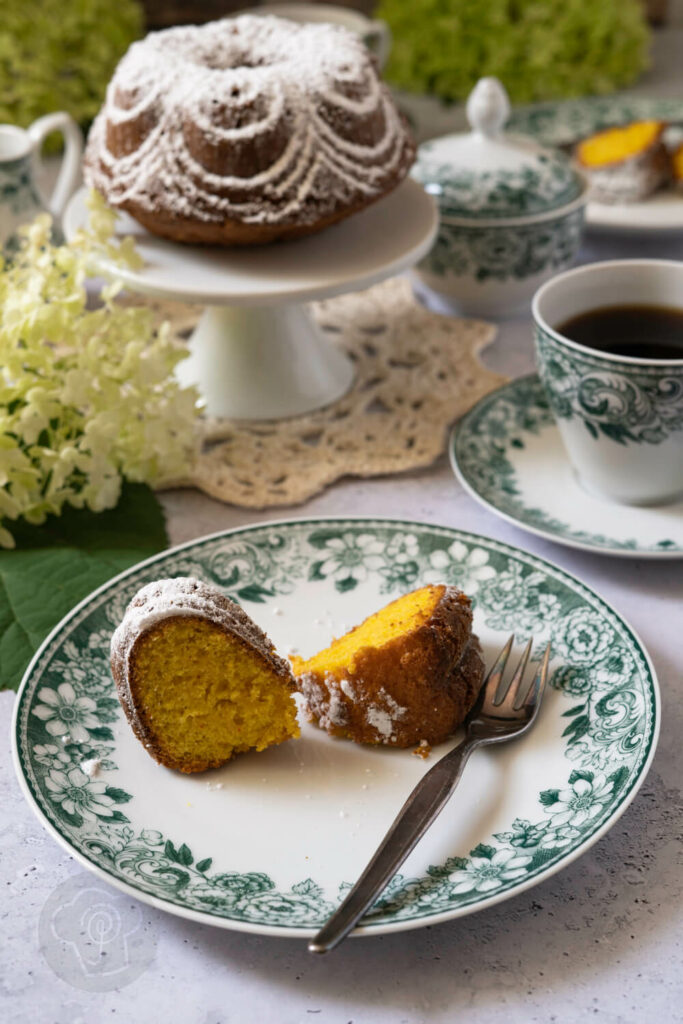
(64, 181, 437, 419)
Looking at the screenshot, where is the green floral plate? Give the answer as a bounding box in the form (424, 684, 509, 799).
(12, 517, 659, 938)
(509, 96, 683, 235)
(451, 376, 683, 558)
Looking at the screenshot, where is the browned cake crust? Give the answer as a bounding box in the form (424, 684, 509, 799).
(110, 577, 296, 772)
(296, 586, 485, 748)
(84, 15, 416, 246)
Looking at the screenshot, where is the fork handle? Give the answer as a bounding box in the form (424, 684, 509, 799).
(308, 737, 478, 954)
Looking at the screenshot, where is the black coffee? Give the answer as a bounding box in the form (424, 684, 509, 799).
(556, 305, 683, 360)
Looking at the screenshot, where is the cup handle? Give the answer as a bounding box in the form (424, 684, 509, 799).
(27, 112, 83, 223)
(366, 19, 392, 68)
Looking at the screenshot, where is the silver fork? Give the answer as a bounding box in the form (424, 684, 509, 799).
(308, 636, 552, 954)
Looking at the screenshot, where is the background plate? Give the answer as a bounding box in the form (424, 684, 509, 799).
(13, 518, 659, 938)
(509, 96, 683, 234)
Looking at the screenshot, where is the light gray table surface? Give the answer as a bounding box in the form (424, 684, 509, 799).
(3, 23, 683, 1024)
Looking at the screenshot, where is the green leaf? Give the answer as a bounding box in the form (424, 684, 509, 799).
(469, 843, 495, 860)
(561, 715, 590, 743)
(308, 530, 344, 550)
(104, 787, 132, 804)
(0, 483, 167, 692)
(103, 810, 130, 824)
(177, 843, 194, 867)
(164, 840, 179, 862)
(568, 769, 594, 785)
(236, 584, 274, 604)
(539, 789, 560, 806)
(291, 879, 323, 899)
(608, 766, 630, 795)
(335, 577, 358, 594)
(562, 704, 586, 717)
(87, 726, 115, 742)
(196, 858, 213, 873)
(308, 560, 326, 581)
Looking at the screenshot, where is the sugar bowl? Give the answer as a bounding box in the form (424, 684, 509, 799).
(412, 78, 589, 317)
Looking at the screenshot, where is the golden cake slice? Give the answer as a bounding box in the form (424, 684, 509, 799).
(671, 141, 683, 189)
(291, 584, 484, 748)
(110, 577, 299, 773)
(575, 120, 670, 203)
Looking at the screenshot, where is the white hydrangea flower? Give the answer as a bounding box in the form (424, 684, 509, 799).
(0, 194, 199, 547)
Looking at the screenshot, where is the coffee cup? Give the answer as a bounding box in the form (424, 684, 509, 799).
(532, 259, 683, 506)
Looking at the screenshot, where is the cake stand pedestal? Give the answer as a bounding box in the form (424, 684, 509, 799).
(64, 181, 437, 420)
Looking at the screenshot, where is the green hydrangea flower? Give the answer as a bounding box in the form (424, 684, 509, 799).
(0, 0, 143, 141)
(0, 192, 199, 548)
(378, 0, 650, 103)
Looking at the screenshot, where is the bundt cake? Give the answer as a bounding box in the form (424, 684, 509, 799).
(110, 577, 299, 773)
(290, 584, 484, 748)
(84, 14, 416, 245)
(575, 121, 670, 204)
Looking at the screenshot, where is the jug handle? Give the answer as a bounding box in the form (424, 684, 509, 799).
(27, 113, 83, 223)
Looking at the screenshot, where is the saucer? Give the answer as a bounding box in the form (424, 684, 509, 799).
(450, 375, 683, 558)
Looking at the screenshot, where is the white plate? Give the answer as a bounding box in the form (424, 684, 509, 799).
(586, 190, 683, 234)
(13, 517, 659, 937)
(451, 376, 683, 558)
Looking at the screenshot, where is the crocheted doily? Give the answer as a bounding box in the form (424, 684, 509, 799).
(138, 277, 503, 507)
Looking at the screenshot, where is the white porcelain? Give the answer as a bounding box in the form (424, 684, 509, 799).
(239, 3, 392, 66)
(64, 180, 437, 419)
(586, 191, 683, 234)
(0, 113, 82, 250)
(176, 304, 354, 419)
(412, 78, 588, 317)
(533, 260, 683, 506)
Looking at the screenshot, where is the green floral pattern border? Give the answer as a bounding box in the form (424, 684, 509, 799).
(452, 377, 683, 555)
(535, 327, 683, 446)
(422, 208, 583, 283)
(14, 519, 658, 931)
(413, 159, 581, 220)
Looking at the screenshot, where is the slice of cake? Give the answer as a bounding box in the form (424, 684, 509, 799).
(290, 584, 484, 748)
(111, 578, 299, 773)
(575, 120, 670, 203)
(671, 140, 683, 189)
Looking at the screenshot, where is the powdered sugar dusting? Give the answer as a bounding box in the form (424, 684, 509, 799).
(80, 757, 102, 778)
(366, 689, 407, 741)
(84, 14, 414, 228)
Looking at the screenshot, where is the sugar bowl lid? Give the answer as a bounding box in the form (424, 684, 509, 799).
(413, 78, 584, 222)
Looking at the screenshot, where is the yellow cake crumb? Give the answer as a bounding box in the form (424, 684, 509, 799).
(131, 617, 299, 769)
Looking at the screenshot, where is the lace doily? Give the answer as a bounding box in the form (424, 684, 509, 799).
(137, 277, 504, 507)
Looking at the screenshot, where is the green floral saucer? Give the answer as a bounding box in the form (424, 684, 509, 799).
(451, 376, 683, 558)
(13, 517, 659, 937)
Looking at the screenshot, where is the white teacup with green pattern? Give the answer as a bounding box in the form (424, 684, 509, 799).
(533, 260, 683, 506)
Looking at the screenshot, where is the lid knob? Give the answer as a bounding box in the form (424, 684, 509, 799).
(466, 77, 511, 138)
